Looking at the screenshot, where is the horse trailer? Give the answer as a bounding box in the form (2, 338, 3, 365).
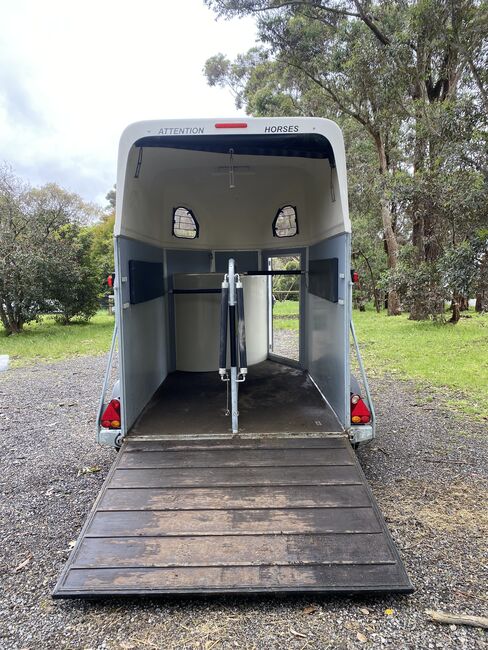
(54, 117, 412, 597)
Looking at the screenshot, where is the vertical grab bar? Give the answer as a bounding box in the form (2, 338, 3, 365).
(350, 319, 376, 428)
(228, 259, 239, 433)
(97, 324, 118, 430)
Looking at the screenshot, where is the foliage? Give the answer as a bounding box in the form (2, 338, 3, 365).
(0, 165, 102, 334)
(272, 256, 300, 300)
(204, 0, 488, 323)
(0, 311, 114, 366)
(90, 211, 115, 296)
(45, 224, 100, 325)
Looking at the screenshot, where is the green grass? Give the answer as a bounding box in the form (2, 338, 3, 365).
(353, 309, 488, 417)
(273, 300, 299, 317)
(273, 300, 300, 330)
(0, 311, 115, 366)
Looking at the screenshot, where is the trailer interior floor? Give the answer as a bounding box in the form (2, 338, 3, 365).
(130, 360, 341, 438)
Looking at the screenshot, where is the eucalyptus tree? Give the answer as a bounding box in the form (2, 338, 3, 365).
(204, 0, 488, 319)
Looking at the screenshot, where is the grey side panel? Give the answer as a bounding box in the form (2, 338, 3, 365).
(166, 249, 212, 371)
(166, 249, 212, 275)
(117, 236, 168, 433)
(215, 251, 259, 273)
(307, 233, 350, 427)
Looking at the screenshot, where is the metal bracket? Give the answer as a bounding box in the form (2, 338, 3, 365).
(349, 425, 374, 445)
(97, 428, 123, 448)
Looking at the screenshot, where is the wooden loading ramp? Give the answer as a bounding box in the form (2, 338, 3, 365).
(53, 436, 413, 597)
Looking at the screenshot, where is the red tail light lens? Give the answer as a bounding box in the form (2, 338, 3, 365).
(101, 399, 121, 429)
(351, 394, 371, 425)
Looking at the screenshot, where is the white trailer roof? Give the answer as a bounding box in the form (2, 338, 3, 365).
(116, 117, 350, 248)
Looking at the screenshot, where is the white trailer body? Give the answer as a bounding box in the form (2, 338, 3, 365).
(104, 117, 373, 446)
(54, 118, 413, 598)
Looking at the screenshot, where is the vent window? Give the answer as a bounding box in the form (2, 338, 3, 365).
(273, 205, 298, 238)
(172, 206, 198, 239)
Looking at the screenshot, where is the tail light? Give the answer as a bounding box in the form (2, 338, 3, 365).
(351, 394, 371, 425)
(101, 399, 121, 429)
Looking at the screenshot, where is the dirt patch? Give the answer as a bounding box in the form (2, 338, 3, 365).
(379, 480, 488, 534)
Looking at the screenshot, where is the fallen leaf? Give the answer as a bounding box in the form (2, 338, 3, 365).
(357, 632, 367, 643)
(303, 605, 318, 615)
(78, 466, 101, 476)
(345, 621, 359, 631)
(290, 628, 307, 639)
(384, 608, 394, 616)
(14, 556, 32, 572)
(360, 608, 370, 615)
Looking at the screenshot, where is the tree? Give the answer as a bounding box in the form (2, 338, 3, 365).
(90, 211, 115, 296)
(45, 224, 100, 325)
(204, 0, 488, 321)
(0, 166, 45, 334)
(105, 184, 116, 211)
(0, 166, 102, 334)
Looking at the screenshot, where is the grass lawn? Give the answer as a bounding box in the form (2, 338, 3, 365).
(0, 311, 115, 367)
(353, 309, 488, 417)
(273, 300, 299, 330)
(273, 299, 487, 415)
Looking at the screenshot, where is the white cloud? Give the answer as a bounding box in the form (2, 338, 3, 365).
(0, 0, 256, 204)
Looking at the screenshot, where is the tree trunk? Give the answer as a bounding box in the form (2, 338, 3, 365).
(449, 295, 461, 324)
(357, 250, 381, 313)
(374, 133, 401, 316)
(409, 100, 429, 321)
(1, 302, 24, 335)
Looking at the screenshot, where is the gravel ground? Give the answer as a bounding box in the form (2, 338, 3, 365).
(272, 327, 299, 361)
(0, 346, 487, 650)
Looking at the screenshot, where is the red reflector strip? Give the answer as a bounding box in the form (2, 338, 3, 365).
(214, 122, 248, 129)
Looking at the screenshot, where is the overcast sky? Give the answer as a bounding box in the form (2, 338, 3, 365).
(0, 0, 256, 205)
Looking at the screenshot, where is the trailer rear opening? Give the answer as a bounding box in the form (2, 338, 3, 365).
(54, 117, 412, 597)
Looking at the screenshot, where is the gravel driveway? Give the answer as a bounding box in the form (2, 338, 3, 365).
(0, 351, 487, 649)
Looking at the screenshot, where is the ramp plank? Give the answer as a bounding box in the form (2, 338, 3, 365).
(86, 507, 382, 537)
(110, 465, 360, 489)
(118, 447, 353, 469)
(123, 437, 348, 452)
(72, 533, 395, 568)
(98, 484, 373, 511)
(62, 564, 409, 594)
(54, 436, 413, 597)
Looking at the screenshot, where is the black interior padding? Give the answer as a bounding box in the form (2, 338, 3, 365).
(134, 133, 335, 164)
(128, 260, 165, 304)
(308, 258, 339, 303)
